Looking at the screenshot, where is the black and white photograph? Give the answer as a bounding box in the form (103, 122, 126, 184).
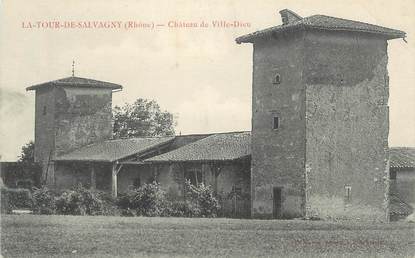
(0, 0, 414, 257)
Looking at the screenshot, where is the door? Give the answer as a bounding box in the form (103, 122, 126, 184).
(273, 187, 282, 219)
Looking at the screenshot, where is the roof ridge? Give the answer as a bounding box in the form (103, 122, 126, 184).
(108, 136, 175, 141)
(306, 14, 404, 32)
(210, 130, 250, 135)
(26, 76, 122, 91)
(54, 136, 175, 162)
(236, 10, 405, 44)
(178, 130, 250, 136)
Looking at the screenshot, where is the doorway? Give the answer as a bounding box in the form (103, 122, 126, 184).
(273, 187, 283, 219)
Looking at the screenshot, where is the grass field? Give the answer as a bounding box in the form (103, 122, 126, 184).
(1, 215, 414, 258)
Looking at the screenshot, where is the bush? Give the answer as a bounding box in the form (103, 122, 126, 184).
(117, 181, 220, 218)
(1, 187, 12, 214)
(31, 185, 119, 216)
(32, 187, 56, 215)
(1, 187, 32, 209)
(165, 200, 192, 217)
(95, 191, 120, 216)
(183, 180, 220, 218)
(117, 182, 168, 217)
(55, 184, 104, 216)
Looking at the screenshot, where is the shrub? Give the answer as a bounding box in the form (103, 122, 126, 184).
(55, 184, 103, 216)
(32, 187, 56, 215)
(117, 181, 168, 217)
(183, 180, 220, 218)
(1, 187, 12, 214)
(117, 181, 220, 218)
(1, 187, 32, 209)
(95, 191, 120, 216)
(164, 200, 192, 217)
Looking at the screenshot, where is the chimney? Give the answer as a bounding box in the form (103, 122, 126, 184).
(279, 9, 302, 25)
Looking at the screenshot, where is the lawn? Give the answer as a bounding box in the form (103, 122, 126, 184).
(1, 215, 414, 258)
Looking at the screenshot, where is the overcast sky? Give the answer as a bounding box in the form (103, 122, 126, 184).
(0, 0, 414, 161)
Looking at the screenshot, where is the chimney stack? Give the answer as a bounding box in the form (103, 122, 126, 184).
(279, 9, 302, 25)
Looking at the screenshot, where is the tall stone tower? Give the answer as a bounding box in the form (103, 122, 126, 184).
(26, 76, 122, 185)
(237, 9, 405, 221)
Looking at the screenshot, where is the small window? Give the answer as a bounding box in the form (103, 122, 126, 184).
(42, 106, 47, 115)
(344, 185, 352, 202)
(273, 74, 281, 85)
(273, 116, 279, 130)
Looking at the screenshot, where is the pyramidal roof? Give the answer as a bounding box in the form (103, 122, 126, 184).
(236, 9, 406, 44)
(26, 76, 122, 91)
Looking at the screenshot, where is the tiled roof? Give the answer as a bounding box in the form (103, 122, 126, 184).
(236, 13, 405, 44)
(390, 147, 415, 168)
(26, 76, 122, 91)
(54, 137, 174, 162)
(145, 132, 251, 163)
(54, 131, 413, 167)
(389, 194, 413, 216)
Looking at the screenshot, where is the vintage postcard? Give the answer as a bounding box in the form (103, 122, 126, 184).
(0, 0, 414, 257)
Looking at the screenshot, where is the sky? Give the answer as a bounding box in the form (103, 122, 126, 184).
(0, 0, 414, 161)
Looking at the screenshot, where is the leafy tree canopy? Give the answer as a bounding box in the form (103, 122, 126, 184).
(113, 98, 177, 138)
(18, 141, 35, 164)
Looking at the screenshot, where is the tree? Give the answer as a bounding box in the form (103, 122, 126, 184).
(113, 98, 177, 138)
(18, 141, 35, 163)
(4, 141, 41, 188)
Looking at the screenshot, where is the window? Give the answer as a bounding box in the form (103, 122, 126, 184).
(344, 185, 352, 202)
(42, 106, 47, 115)
(273, 74, 281, 85)
(273, 116, 279, 130)
(390, 171, 397, 180)
(273, 187, 283, 219)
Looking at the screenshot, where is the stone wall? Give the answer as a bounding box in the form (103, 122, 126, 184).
(54, 162, 90, 189)
(118, 164, 161, 193)
(118, 161, 251, 216)
(53, 159, 251, 217)
(54, 162, 111, 191)
(34, 87, 56, 182)
(304, 31, 390, 221)
(34, 86, 113, 186)
(251, 31, 306, 219)
(54, 87, 113, 156)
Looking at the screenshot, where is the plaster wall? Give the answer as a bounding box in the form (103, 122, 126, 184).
(251, 31, 306, 218)
(54, 87, 113, 156)
(304, 31, 390, 221)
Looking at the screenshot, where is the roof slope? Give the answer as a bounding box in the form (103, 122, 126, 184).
(55, 137, 174, 162)
(390, 147, 415, 168)
(389, 194, 413, 217)
(26, 76, 122, 91)
(145, 132, 251, 163)
(236, 14, 405, 44)
(54, 131, 413, 166)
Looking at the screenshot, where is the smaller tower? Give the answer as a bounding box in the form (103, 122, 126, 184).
(26, 75, 122, 185)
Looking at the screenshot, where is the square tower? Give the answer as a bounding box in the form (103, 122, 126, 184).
(26, 76, 122, 185)
(237, 9, 405, 221)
